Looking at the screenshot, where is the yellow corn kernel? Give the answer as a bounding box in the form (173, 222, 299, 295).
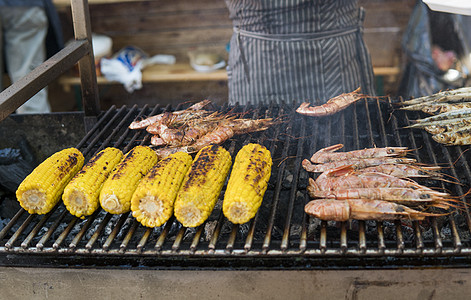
(223, 143, 272, 224)
(99, 145, 158, 214)
(174, 145, 232, 227)
(63, 147, 124, 218)
(16, 148, 84, 214)
(131, 152, 192, 227)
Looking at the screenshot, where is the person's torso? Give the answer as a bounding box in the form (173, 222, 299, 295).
(225, 0, 359, 34)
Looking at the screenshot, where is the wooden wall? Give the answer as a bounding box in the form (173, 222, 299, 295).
(52, 0, 416, 111)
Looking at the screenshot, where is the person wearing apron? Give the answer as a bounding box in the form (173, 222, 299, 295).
(224, 0, 376, 105)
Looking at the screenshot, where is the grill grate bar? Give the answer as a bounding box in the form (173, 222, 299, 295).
(5, 214, 35, 249)
(208, 212, 226, 253)
(85, 212, 113, 249)
(189, 225, 204, 253)
(137, 227, 152, 252)
(53, 216, 78, 249)
(377, 222, 386, 253)
(76, 105, 117, 150)
(154, 217, 174, 251)
(225, 224, 238, 253)
(388, 98, 424, 253)
(103, 212, 130, 251)
(340, 222, 348, 254)
(68, 212, 97, 249)
(281, 112, 306, 251)
(82, 105, 127, 156)
(120, 219, 139, 252)
(262, 107, 289, 252)
(94, 105, 140, 153)
(394, 220, 405, 253)
(172, 226, 186, 252)
(299, 193, 309, 252)
(21, 208, 55, 249)
(36, 209, 68, 250)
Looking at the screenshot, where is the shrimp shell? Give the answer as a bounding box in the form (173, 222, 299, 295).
(354, 164, 442, 179)
(305, 199, 439, 221)
(296, 88, 364, 117)
(307, 184, 451, 208)
(314, 165, 434, 191)
(129, 100, 212, 129)
(310, 144, 409, 163)
(302, 157, 417, 173)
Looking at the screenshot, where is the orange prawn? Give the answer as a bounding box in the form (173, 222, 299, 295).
(304, 199, 445, 221)
(309, 144, 411, 163)
(296, 88, 366, 117)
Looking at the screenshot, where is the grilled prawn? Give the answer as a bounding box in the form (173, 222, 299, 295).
(302, 157, 417, 173)
(354, 163, 443, 179)
(304, 199, 443, 221)
(309, 144, 410, 163)
(129, 100, 212, 129)
(153, 118, 278, 158)
(314, 165, 434, 192)
(296, 88, 365, 117)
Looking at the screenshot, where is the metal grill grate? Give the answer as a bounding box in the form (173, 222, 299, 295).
(1, 98, 471, 269)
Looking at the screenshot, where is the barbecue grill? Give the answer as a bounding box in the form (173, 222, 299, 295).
(1, 0, 471, 298)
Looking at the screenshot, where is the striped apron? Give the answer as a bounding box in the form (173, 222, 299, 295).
(224, 0, 376, 105)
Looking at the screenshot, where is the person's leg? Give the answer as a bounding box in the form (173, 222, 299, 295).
(3, 6, 50, 113)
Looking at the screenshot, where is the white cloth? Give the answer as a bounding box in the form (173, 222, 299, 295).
(0, 6, 51, 114)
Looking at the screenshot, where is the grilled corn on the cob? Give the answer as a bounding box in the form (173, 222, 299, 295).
(131, 152, 192, 227)
(99, 146, 158, 214)
(174, 145, 232, 227)
(63, 147, 124, 218)
(16, 148, 84, 214)
(223, 143, 272, 224)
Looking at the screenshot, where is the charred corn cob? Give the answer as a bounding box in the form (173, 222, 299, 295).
(174, 145, 232, 227)
(62, 147, 123, 218)
(16, 148, 84, 214)
(223, 143, 272, 224)
(99, 146, 158, 214)
(131, 152, 192, 227)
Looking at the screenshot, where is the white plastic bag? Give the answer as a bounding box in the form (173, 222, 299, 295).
(100, 46, 176, 93)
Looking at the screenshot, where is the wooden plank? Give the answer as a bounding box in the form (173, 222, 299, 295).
(90, 9, 231, 34)
(58, 63, 399, 92)
(109, 28, 232, 56)
(364, 29, 403, 68)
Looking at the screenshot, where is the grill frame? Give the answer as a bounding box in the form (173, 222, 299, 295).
(1, 98, 471, 270)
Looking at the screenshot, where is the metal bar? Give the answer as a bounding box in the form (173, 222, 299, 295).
(0, 209, 25, 241)
(53, 217, 78, 249)
(85, 213, 114, 249)
(281, 113, 306, 251)
(5, 214, 36, 249)
(120, 219, 139, 253)
(81, 105, 129, 155)
(208, 212, 226, 253)
(103, 213, 131, 251)
(137, 228, 152, 253)
(262, 107, 290, 252)
(154, 218, 175, 251)
(21, 209, 56, 249)
(189, 225, 204, 253)
(36, 210, 69, 250)
(0, 40, 90, 121)
(76, 105, 116, 149)
(226, 225, 238, 253)
(70, 0, 100, 116)
(172, 227, 186, 252)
